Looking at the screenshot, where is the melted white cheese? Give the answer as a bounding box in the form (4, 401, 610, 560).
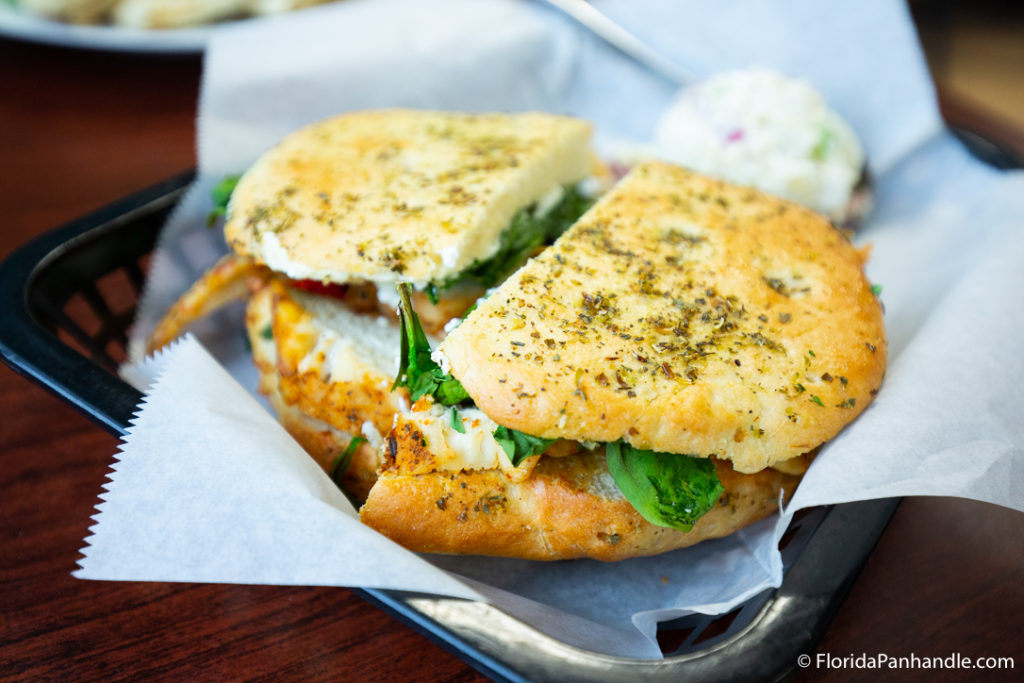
(440, 245, 460, 269)
(292, 290, 400, 382)
(374, 283, 401, 311)
(407, 404, 533, 480)
(534, 184, 565, 217)
(361, 421, 383, 450)
(431, 347, 452, 375)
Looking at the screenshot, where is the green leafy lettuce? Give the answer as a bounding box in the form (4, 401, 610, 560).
(492, 426, 557, 467)
(391, 283, 469, 405)
(206, 174, 241, 226)
(605, 441, 724, 532)
(450, 408, 466, 434)
(426, 184, 592, 302)
(330, 436, 366, 487)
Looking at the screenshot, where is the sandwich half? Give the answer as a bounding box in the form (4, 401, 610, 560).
(360, 161, 887, 561)
(223, 109, 597, 303)
(148, 108, 602, 499)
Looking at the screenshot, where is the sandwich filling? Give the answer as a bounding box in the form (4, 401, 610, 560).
(243, 273, 808, 560)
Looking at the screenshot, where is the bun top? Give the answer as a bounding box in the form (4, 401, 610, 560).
(441, 162, 887, 473)
(224, 109, 594, 287)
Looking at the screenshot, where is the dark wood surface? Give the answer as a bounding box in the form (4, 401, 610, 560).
(1, 37, 1022, 683)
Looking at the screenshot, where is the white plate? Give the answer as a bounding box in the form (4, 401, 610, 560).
(0, 5, 227, 53)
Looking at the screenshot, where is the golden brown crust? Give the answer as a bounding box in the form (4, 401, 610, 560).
(224, 109, 594, 286)
(147, 254, 271, 354)
(246, 283, 396, 501)
(361, 424, 800, 561)
(442, 162, 887, 473)
(272, 286, 404, 439)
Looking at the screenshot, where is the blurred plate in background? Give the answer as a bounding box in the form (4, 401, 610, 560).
(0, 5, 217, 53)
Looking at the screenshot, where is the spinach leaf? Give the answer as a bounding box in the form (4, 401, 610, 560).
(493, 426, 557, 467)
(206, 174, 241, 226)
(427, 185, 592, 301)
(605, 441, 723, 532)
(392, 283, 469, 405)
(330, 436, 367, 487)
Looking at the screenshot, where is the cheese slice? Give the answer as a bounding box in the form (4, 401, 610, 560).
(391, 404, 539, 482)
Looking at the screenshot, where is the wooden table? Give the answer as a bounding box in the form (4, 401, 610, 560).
(1, 37, 1022, 683)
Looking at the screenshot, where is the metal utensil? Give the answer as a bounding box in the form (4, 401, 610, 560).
(538, 0, 696, 86)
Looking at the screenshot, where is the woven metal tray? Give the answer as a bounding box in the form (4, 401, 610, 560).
(2, 129, 1016, 681)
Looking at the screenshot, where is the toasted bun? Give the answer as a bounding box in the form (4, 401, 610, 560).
(361, 415, 802, 561)
(441, 162, 887, 473)
(225, 109, 594, 287)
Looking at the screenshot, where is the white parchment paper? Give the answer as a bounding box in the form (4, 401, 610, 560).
(77, 0, 1024, 659)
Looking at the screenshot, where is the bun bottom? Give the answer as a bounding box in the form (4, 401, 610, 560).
(361, 424, 799, 561)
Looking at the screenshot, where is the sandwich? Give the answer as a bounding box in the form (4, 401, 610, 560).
(148, 112, 885, 562)
(147, 108, 603, 500)
(359, 161, 887, 561)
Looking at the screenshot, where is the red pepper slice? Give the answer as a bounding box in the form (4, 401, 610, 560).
(290, 279, 349, 300)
